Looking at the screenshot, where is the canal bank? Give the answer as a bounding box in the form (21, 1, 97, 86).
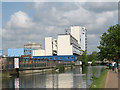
(2, 65, 75, 77)
(90, 67, 119, 88)
(90, 68, 108, 88)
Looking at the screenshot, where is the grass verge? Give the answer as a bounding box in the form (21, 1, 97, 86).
(90, 69, 108, 88)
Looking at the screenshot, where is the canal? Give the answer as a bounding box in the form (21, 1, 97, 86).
(2, 66, 105, 88)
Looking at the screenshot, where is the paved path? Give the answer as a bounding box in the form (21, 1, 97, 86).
(105, 70, 119, 88)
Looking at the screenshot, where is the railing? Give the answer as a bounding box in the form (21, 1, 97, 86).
(2, 57, 74, 71)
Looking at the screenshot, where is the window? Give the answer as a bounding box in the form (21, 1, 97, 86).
(59, 57, 62, 59)
(66, 57, 69, 59)
(71, 57, 73, 59)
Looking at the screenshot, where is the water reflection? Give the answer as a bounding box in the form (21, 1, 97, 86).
(2, 66, 105, 88)
(86, 66, 106, 87)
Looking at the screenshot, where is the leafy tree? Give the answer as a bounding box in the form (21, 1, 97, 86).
(97, 24, 120, 61)
(78, 51, 87, 65)
(87, 51, 98, 61)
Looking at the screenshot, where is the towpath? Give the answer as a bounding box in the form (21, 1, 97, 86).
(105, 70, 119, 89)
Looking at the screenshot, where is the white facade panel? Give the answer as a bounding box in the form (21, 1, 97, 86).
(57, 35, 73, 55)
(81, 27, 87, 51)
(45, 37, 53, 56)
(32, 50, 45, 56)
(70, 26, 81, 45)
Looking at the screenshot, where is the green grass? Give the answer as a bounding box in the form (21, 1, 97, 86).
(90, 69, 108, 88)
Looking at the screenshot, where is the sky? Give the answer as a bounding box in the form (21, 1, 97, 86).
(1, 1, 118, 54)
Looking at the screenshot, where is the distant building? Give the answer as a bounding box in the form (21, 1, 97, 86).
(45, 37, 57, 56)
(70, 26, 81, 45)
(33, 26, 87, 62)
(32, 49, 45, 56)
(24, 43, 42, 50)
(71, 26, 87, 52)
(8, 48, 32, 57)
(7, 26, 87, 63)
(81, 27, 87, 51)
(57, 34, 81, 55)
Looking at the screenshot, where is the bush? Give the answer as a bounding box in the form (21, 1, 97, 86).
(56, 65, 65, 73)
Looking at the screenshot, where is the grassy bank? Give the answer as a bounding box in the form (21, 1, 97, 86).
(90, 69, 108, 88)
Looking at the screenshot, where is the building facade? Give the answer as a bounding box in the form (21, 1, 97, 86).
(57, 34, 81, 56)
(71, 26, 87, 52)
(70, 26, 81, 45)
(24, 43, 42, 50)
(80, 27, 87, 51)
(7, 26, 87, 63)
(8, 48, 32, 57)
(33, 26, 87, 62)
(45, 37, 57, 56)
(32, 49, 45, 56)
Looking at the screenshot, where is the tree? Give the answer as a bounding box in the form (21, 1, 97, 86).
(97, 24, 120, 61)
(78, 51, 87, 65)
(87, 51, 98, 61)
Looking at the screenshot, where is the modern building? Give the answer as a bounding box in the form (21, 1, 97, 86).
(57, 34, 81, 56)
(80, 27, 87, 51)
(33, 26, 87, 62)
(32, 49, 45, 56)
(8, 48, 32, 57)
(24, 43, 42, 50)
(45, 37, 57, 56)
(71, 26, 87, 52)
(7, 26, 87, 63)
(70, 26, 81, 45)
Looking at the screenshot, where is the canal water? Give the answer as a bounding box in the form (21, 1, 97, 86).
(2, 66, 105, 88)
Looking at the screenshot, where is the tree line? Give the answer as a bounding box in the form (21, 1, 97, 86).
(78, 24, 120, 64)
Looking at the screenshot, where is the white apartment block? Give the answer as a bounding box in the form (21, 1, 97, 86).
(33, 50, 45, 56)
(33, 26, 87, 57)
(71, 26, 87, 52)
(80, 27, 87, 51)
(70, 26, 81, 45)
(57, 34, 81, 55)
(45, 37, 57, 56)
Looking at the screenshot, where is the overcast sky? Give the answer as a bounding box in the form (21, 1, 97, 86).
(1, 1, 118, 54)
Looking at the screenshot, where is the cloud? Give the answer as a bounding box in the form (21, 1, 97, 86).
(81, 2, 118, 13)
(2, 2, 118, 54)
(6, 11, 34, 29)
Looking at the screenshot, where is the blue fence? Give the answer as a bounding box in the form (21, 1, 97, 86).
(3, 55, 76, 70)
(33, 55, 77, 62)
